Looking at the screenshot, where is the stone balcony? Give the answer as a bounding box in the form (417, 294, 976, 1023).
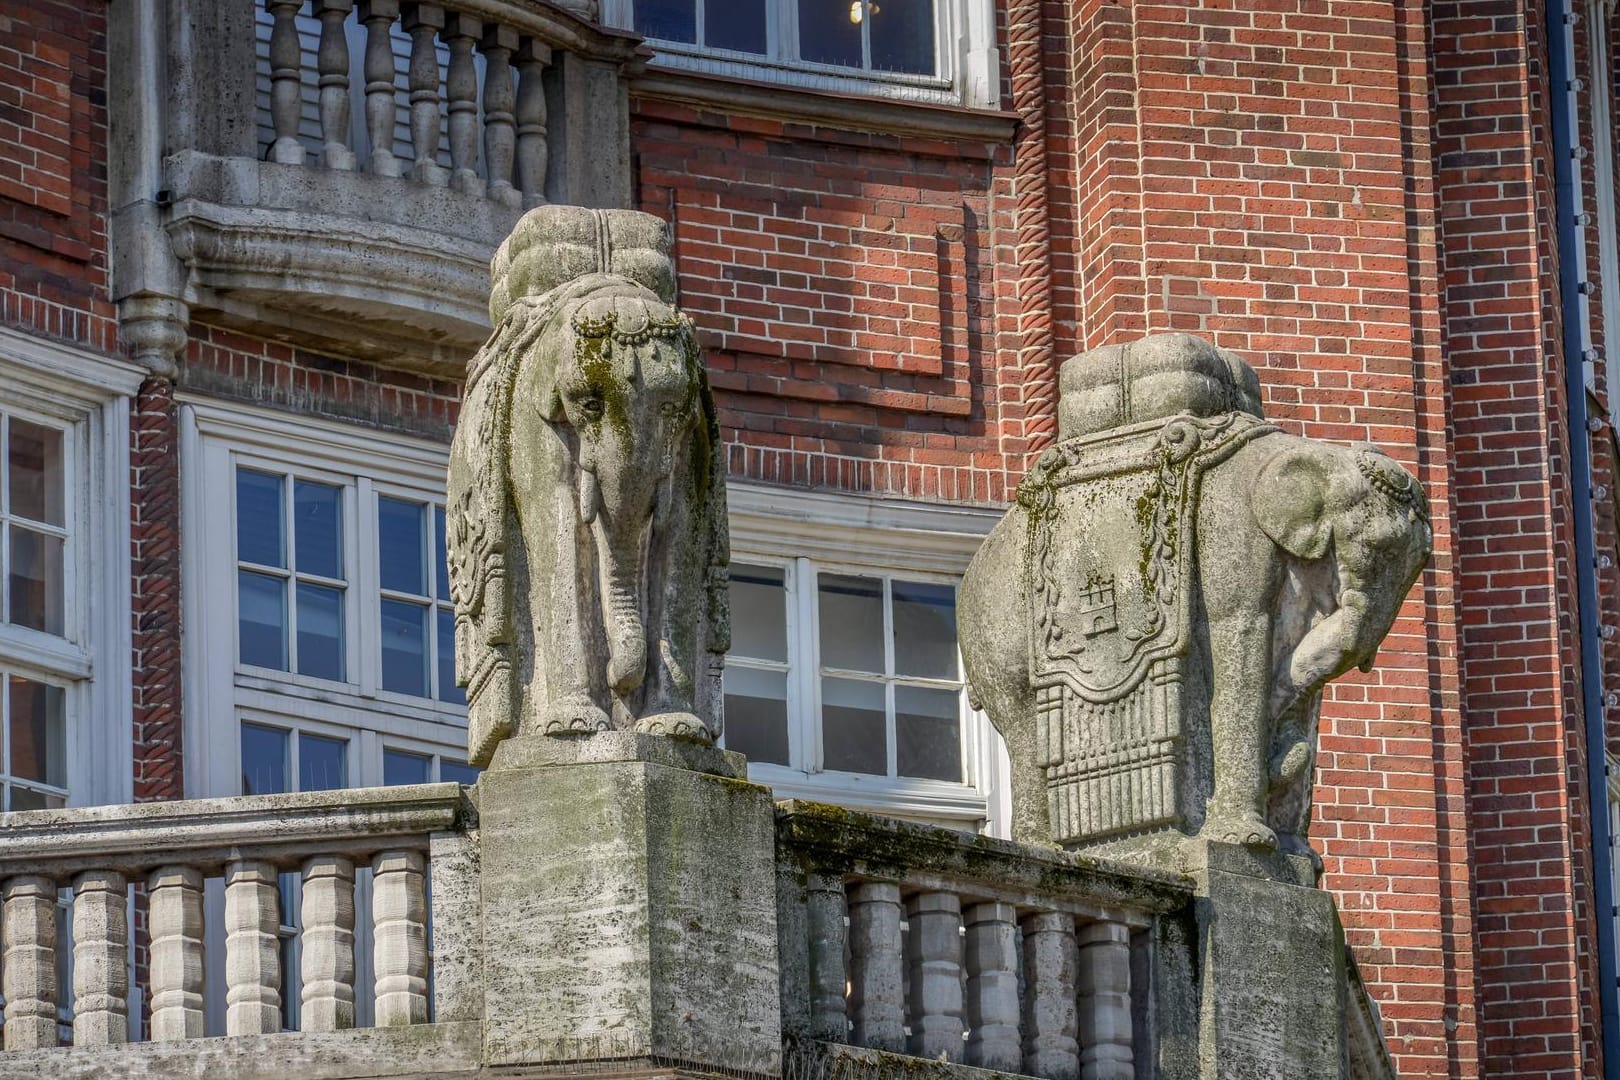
(0, 776, 1396, 1079)
(113, 0, 641, 375)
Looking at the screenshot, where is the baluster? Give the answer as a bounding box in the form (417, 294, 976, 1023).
(480, 25, 519, 207)
(224, 860, 281, 1036)
(1021, 911, 1079, 1080)
(266, 0, 308, 165)
(1075, 922, 1133, 1080)
(301, 856, 356, 1031)
(313, 0, 356, 169)
(514, 38, 550, 207)
(401, 3, 446, 185)
(148, 866, 205, 1040)
(847, 881, 904, 1052)
(358, 0, 402, 177)
(806, 871, 849, 1042)
(373, 850, 428, 1025)
(964, 902, 1021, 1071)
(441, 15, 482, 195)
(3, 876, 58, 1049)
(72, 871, 128, 1046)
(906, 891, 964, 1061)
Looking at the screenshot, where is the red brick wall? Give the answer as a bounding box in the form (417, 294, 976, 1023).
(1432, 1, 1601, 1075)
(0, 0, 115, 349)
(631, 102, 1021, 504)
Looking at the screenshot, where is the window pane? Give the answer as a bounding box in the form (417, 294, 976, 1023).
(381, 598, 429, 696)
(236, 469, 285, 568)
(869, 0, 934, 74)
(723, 665, 789, 765)
(296, 583, 345, 681)
(8, 527, 64, 635)
(294, 481, 343, 580)
(818, 574, 883, 673)
(441, 760, 480, 785)
(241, 723, 290, 795)
(437, 608, 464, 705)
(892, 580, 958, 680)
(729, 564, 788, 663)
(239, 570, 289, 670)
(8, 675, 65, 787)
(8, 785, 63, 810)
(383, 748, 432, 786)
(709, 0, 767, 53)
(896, 685, 960, 782)
(821, 676, 885, 775)
(636, 0, 696, 43)
(299, 733, 347, 791)
(800, 0, 862, 67)
(7, 419, 64, 526)
(379, 497, 427, 595)
(434, 506, 450, 601)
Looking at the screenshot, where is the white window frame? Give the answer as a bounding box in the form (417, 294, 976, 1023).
(602, 0, 1001, 109)
(1590, 0, 1620, 410)
(180, 400, 469, 799)
(0, 325, 139, 809)
(727, 482, 1009, 834)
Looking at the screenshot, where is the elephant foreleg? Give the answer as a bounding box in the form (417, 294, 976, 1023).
(635, 469, 713, 742)
(1203, 607, 1278, 850)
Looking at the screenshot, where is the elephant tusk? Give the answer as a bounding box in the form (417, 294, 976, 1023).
(579, 467, 599, 525)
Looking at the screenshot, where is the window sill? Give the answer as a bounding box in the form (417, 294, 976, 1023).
(746, 763, 989, 826)
(629, 64, 1018, 145)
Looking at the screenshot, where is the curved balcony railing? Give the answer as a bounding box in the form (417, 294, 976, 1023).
(149, 0, 643, 374)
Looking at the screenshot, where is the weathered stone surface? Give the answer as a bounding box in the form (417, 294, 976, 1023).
(477, 757, 781, 1070)
(448, 205, 730, 766)
(1187, 841, 1349, 1080)
(958, 333, 1432, 859)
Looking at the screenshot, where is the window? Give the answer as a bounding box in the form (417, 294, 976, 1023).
(603, 0, 999, 108)
(724, 483, 1006, 831)
(184, 403, 472, 800)
(0, 328, 140, 811)
(382, 747, 479, 786)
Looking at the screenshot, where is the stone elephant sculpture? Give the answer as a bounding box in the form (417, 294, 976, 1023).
(958, 335, 1431, 857)
(448, 208, 728, 766)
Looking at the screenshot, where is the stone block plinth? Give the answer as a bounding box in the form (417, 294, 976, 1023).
(1187, 841, 1348, 1080)
(478, 733, 782, 1073)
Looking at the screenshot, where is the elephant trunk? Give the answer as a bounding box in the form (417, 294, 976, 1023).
(601, 530, 647, 698)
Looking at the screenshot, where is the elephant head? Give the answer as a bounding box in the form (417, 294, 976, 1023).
(524, 274, 709, 701)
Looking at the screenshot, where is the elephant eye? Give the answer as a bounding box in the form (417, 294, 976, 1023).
(577, 396, 605, 421)
(659, 401, 684, 419)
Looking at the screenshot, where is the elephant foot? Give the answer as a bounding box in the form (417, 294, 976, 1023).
(1202, 807, 1278, 851)
(1268, 738, 1312, 791)
(539, 696, 611, 736)
(634, 711, 714, 744)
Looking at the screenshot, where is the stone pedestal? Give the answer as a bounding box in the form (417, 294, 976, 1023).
(477, 732, 782, 1072)
(1186, 841, 1348, 1080)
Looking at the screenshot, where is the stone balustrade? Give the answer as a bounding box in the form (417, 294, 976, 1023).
(261, 0, 564, 208)
(775, 802, 1194, 1080)
(0, 783, 465, 1053)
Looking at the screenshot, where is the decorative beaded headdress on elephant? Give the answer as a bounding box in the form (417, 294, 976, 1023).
(449, 206, 728, 765)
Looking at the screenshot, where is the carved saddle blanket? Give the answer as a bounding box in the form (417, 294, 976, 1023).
(1018, 410, 1277, 844)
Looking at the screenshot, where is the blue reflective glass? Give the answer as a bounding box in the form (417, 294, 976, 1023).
(236, 469, 284, 568)
(299, 733, 347, 791)
(294, 481, 343, 579)
(379, 497, 427, 595)
(381, 598, 429, 696)
(434, 506, 451, 601)
(437, 608, 464, 705)
(441, 760, 480, 785)
(238, 570, 288, 670)
(635, 0, 695, 43)
(241, 723, 290, 795)
(383, 748, 432, 787)
(296, 583, 345, 681)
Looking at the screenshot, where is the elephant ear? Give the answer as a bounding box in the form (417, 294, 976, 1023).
(1251, 447, 1333, 562)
